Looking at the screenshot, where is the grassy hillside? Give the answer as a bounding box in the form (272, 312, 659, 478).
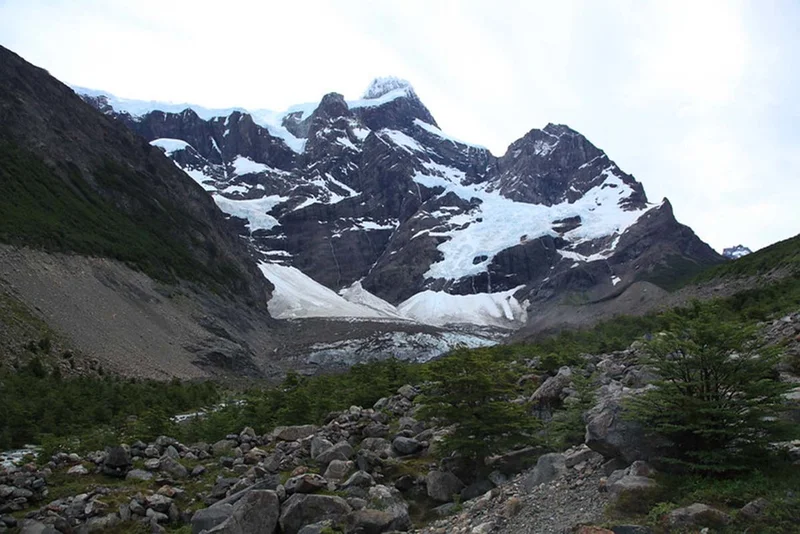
(695, 233, 800, 282)
(0, 141, 242, 292)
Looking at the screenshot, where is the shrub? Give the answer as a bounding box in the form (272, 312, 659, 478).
(627, 305, 795, 474)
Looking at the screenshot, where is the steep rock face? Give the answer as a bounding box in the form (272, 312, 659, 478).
(75, 75, 723, 327)
(0, 45, 271, 308)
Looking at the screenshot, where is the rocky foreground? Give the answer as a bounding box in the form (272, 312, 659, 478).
(2, 312, 799, 534)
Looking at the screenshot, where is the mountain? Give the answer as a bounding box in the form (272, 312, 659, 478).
(723, 244, 753, 259)
(0, 46, 270, 306)
(75, 76, 723, 329)
(0, 45, 286, 378)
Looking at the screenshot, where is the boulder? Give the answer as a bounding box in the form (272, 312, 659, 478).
(126, 469, 153, 481)
(362, 422, 390, 438)
(486, 446, 543, 475)
(530, 366, 572, 403)
(607, 475, 657, 498)
(522, 453, 566, 490)
(584, 384, 670, 463)
(192, 504, 234, 534)
(67, 465, 89, 476)
(426, 471, 465, 503)
(159, 456, 189, 479)
(310, 436, 333, 459)
(360, 438, 392, 457)
(285, 474, 327, 495)
(279, 494, 352, 534)
(297, 521, 334, 534)
(101, 446, 131, 478)
(84, 513, 119, 532)
(18, 520, 58, 534)
(212, 440, 238, 456)
(739, 497, 770, 520)
(323, 460, 354, 482)
(392, 437, 423, 456)
(204, 490, 280, 534)
(666, 503, 732, 529)
(145, 494, 173, 514)
(365, 484, 411, 530)
(274, 425, 317, 442)
(397, 385, 418, 400)
(342, 471, 375, 494)
(315, 441, 355, 466)
(460, 479, 494, 501)
(564, 445, 602, 468)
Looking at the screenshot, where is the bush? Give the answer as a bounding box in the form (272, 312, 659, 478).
(627, 305, 795, 474)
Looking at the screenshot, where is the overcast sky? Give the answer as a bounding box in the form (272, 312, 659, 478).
(1, 0, 798, 252)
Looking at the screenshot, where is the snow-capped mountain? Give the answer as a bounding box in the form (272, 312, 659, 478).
(75, 77, 722, 329)
(722, 245, 753, 259)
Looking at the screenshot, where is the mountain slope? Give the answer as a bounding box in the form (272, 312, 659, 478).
(0, 45, 270, 306)
(75, 77, 722, 330)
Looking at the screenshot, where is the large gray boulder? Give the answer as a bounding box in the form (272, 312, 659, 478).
(360, 484, 411, 531)
(159, 455, 189, 479)
(425, 471, 465, 503)
(310, 436, 333, 458)
(285, 473, 327, 495)
(666, 503, 732, 529)
(101, 446, 131, 478)
(486, 446, 543, 475)
(204, 490, 280, 534)
(607, 475, 657, 498)
(323, 460, 354, 482)
(314, 441, 355, 466)
(279, 494, 352, 534)
(584, 383, 670, 463)
(392, 436, 423, 456)
(530, 366, 572, 403)
(18, 520, 58, 534)
(191, 503, 233, 534)
(522, 453, 566, 490)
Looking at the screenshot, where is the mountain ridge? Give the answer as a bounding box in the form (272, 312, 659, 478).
(74, 77, 723, 330)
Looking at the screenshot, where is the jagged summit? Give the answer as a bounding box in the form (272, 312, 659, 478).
(723, 245, 753, 259)
(362, 77, 414, 99)
(71, 69, 722, 328)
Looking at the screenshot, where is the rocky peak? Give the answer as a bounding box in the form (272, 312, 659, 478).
(722, 245, 753, 259)
(362, 77, 414, 99)
(312, 92, 352, 122)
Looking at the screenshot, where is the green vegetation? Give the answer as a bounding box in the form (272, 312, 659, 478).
(627, 305, 794, 474)
(0, 359, 220, 450)
(608, 459, 800, 533)
(695, 233, 800, 283)
(0, 358, 424, 453)
(417, 348, 539, 462)
(178, 359, 424, 444)
(0, 140, 246, 293)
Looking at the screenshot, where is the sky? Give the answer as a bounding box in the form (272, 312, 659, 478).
(1, 0, 798, 252)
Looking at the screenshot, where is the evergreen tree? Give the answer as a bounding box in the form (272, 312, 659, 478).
(418, 349, 539, 462)
(628, 305, 794, 474)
